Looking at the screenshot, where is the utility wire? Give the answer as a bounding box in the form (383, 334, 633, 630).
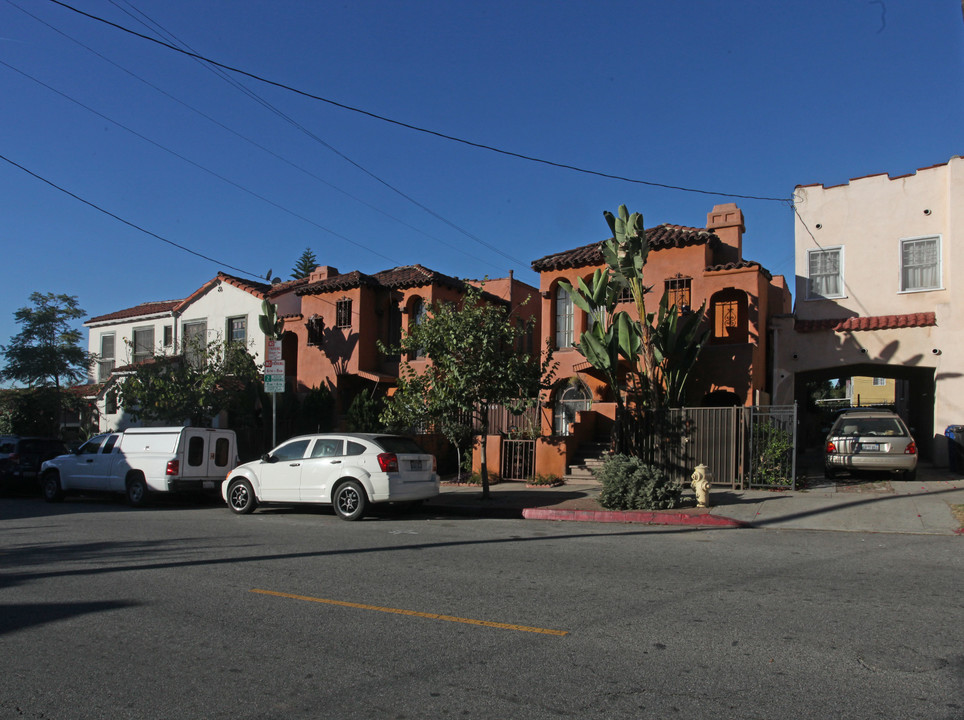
(8, 0, 506, 274)
(47, 0, 792, 204)
(45, 0, 531, 269)
(0, 58, 401, 266)
(0, 152, 265, 279)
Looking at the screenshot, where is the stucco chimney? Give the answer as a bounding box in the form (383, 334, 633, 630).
(308, 265, 340, 282)
(706, 203, 744, 265)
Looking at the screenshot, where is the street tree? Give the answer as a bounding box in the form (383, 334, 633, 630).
(1, 292, 90, 389)
(291, 248, 318, 279)
(381, 286, 555, 498)
(117, 336, 262, 427)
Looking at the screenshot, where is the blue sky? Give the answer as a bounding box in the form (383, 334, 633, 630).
(1, 0, 961, 368)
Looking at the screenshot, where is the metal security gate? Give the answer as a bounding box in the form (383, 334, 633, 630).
(747, 405, 797, 489)
(501, 439, 535, 481)
(679, 407, 744, 489)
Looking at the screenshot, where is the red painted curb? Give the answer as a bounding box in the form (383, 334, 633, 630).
(521, 507, 748, 528)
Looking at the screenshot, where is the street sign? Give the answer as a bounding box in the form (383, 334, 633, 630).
(264, 374, 285, 393)
(266, 339, 282, 362)
(264, 360, 285, 374)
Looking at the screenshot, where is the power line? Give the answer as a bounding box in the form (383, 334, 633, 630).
(0, 57, 401, 266)
(47, 0, 792, 204)
(0, 152, 265, 279)
(7, 0, 508, 276)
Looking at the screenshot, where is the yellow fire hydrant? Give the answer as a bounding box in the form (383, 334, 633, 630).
(690, 464, 712, 508)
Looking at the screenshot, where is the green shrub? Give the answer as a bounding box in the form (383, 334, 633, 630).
(527, 473, 562, 486)
(595, 453, 682, 510)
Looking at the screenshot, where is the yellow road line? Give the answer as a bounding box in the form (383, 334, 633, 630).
(251, 588, 568, 637)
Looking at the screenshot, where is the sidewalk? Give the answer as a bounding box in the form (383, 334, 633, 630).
(424, 464, 964, 535)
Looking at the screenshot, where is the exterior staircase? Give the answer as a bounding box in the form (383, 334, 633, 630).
(564, 440, 611, 484)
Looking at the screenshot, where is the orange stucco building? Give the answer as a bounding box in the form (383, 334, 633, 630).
(519, 203, 791, 478)
(274, 264, 540, 419)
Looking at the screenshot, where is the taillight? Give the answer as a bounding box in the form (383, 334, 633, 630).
(905, 441, 917, 455)
(826, 441, 837, 455)
(166, 460, 179, 476)
(432, 456, 437, 472)
(377, 453, 398, 472)
(8, 453, 19, 463)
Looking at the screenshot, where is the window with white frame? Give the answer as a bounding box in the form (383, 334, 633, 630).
(900, 236, 941, 292)
(98, 334, 115, 381)
(132, 327, 154, 364)
(554, 284, 573, 348)
(183, 321, 207, 367)
(807, 247, 843, 299)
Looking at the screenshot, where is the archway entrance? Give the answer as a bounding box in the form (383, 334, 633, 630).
(793, 363, 935, 459)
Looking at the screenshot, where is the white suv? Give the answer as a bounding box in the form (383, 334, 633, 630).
(223, 433, 439, 520)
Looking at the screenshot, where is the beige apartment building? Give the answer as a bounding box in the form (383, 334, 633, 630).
(773, 156, 963, 462)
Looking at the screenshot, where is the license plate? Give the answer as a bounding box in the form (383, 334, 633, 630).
(860, 443, 880, 452)
(410, 459, 423, 471)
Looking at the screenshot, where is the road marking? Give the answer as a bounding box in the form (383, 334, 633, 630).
(250, 588, 569, 636)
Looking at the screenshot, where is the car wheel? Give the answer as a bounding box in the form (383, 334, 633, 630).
(333, 480, 367, 521)
(227, 479, 257, 515)
(41, 471, 63, 503)
(126, 474, 150, 507)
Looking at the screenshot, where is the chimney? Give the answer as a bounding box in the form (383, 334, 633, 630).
(308, 265, 340, 282)
(706, 203, 744, 265)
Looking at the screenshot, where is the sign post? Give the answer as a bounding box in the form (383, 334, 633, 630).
(264, 341, 284, 447)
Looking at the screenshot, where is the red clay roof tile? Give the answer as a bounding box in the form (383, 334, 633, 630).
(794, 312, 936, 333)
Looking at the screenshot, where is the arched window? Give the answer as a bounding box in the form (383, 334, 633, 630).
(553, 381, 591, 436)
(409, 296, 427, 358)
(710, 289, 748, 344)
(554, 284, 573, 349)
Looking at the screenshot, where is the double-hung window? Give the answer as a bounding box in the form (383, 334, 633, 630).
(98, 334, 115, 381)
(807, 247, 843, 299)
(227, 316, 247, 344)
(900, 236, 941, 292)
(132, 327, 154, 364)
(335, 298, 352, 329)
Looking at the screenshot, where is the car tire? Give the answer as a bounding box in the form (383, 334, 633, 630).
(227, 479, 257, 515)
(126, 474, 150, 508)
(41, 471, 63, 503)
(333, 480, 367, 521)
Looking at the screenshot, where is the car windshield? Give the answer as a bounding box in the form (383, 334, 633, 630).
(374, 436, 426, 454)
(835, 418, 906, 437)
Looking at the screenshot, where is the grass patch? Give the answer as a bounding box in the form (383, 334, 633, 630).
(951, 504, 964, 529)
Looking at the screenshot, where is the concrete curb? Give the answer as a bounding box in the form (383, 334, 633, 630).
(521, 507, 749, 528)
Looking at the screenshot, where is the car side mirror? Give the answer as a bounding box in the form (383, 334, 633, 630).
(261, 453, 276, 463)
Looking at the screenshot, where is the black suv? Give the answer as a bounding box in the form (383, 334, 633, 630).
(0, 436, 69, 493)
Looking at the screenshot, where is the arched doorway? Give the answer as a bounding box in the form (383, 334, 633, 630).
(553, 380, 591, 436)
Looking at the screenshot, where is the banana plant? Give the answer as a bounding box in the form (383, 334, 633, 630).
(650, 294, 710, 408)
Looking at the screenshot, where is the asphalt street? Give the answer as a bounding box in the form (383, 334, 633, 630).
(2, 495, 963, 719)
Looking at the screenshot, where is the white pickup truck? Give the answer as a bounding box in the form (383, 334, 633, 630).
(41, 427, 238, 506)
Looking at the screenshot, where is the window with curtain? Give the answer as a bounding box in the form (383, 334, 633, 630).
(132, 327, 154, 364)
(807, 248, 843, 299)
(554, 284, 573, 348)
(98, 334, 115, 381)
(900, 236, 940, 292)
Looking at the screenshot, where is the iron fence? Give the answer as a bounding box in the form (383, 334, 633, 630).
(501, 439, 535, 481)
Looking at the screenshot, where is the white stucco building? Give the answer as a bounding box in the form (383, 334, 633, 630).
(773, 156, 963, 462)
(83, 273, 281, 431)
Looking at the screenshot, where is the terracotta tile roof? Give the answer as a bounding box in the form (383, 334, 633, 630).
(86, 300, 181, 325)
(795, 312, 936, 333)
(372, 264, 466, 291)
(175, 272, 274, 311)
(297, 264, 468, 296)
(706, 260, 773, 280)
(531, 224, 719, 272)
(297, 270, 381, 296)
